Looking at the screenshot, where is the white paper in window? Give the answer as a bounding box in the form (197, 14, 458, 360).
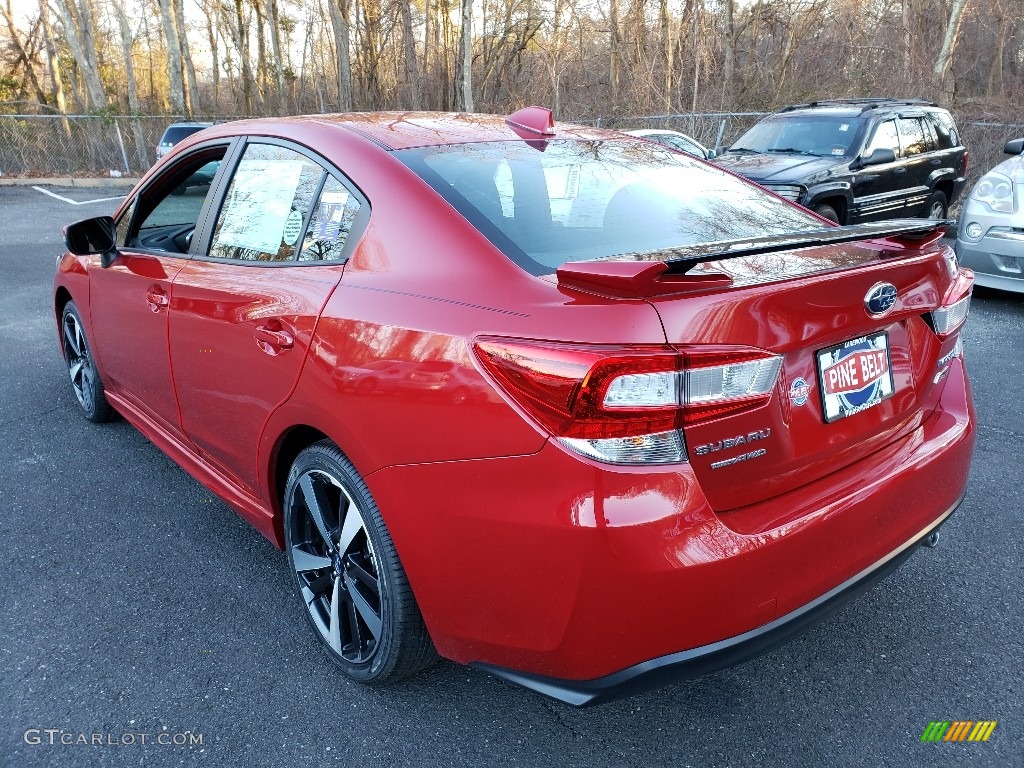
(215, 159, 304, 253)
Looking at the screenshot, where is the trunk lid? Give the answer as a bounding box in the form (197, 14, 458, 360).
(648, 237, 958, 512)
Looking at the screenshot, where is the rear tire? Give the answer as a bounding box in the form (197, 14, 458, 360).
(924, 190, 948, 220)
(60, 302, 113, 423)
(283, 440, 437, 684)
(813, 203, 840, 224)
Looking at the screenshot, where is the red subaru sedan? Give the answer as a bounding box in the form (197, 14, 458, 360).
(54, 108, 975, 705)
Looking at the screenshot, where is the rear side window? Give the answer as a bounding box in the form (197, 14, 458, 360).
(897, 118, 933, 156)
(298, 176, 362, 261)
(396, 140, 820, 275)
(208, 143, 324, 262)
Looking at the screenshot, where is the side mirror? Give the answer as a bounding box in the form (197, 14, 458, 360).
(861, 147, 897, 167)
(1003, 138, 1024, 156)
(64, 216, 118, 267)
(705, 149, 717, 160)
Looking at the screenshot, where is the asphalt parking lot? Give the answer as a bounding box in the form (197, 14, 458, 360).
(1, 184, 1021, 767)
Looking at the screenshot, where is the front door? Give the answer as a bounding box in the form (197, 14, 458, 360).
(850, 119, 905, 222)
(168, 142, 363, 495)
(90, 146, 229, 438)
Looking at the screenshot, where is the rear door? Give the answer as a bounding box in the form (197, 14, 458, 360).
(896, 116, 936, 215)
(168, 141, 366, 495)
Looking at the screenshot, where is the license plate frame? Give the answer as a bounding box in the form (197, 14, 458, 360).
(815, 331, 895, 423)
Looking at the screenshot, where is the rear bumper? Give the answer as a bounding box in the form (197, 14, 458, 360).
(472, 496, 961, 706)
(368, 359, 974, 693)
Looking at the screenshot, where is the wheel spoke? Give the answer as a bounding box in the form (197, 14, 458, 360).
(346, 572, 382, 640)
(346, 556, 378, 591)
(336, 499, 365, 555)
(328, 576, 343, 653)
(291, 545, 331, 573)
(63, 320, 81, 357)
(299, 474, 335, 550)
(69, 361, 84, 383)
(345, 596, 363, 650)
(301, 585, 316, 606)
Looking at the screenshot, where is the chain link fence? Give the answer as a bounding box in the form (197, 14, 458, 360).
(0, 115, 194, 178)
(1, 112, 1022, 195)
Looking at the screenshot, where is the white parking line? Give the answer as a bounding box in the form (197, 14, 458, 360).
(32, 186, 125, 206)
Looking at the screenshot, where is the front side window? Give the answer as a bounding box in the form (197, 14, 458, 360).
(397, 140, 821, 275)
(124, 148, 226, 253)
(864, 120, 899, 157)
(208, 143, 324, 262)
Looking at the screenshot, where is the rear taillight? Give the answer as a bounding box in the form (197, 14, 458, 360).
(474, 339, 782, 465)
(931, 294, 971, 335)
(927, 268, 974, 339)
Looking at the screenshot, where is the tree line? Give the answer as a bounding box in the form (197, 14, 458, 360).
(1, 0, 1020, 122)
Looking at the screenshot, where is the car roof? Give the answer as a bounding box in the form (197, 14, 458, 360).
(776, 99, 944, 119)
(192, 112, 622, 151)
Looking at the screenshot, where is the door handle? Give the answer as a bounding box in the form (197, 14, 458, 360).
(893, 167, 907, 174)
(929, 158, 941, 166)
(255, 325, 294, 353)
(146, 288, 169, 312)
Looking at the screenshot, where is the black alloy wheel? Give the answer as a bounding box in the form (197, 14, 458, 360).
(284, 440, 436, 683)
(924, 190, 949, 220)
(61, 302, 113, 422)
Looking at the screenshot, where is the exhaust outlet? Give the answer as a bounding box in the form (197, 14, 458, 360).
(922, 531, 941, 549)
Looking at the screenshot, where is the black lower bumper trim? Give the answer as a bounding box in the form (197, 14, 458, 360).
(472, 496, 963, 707)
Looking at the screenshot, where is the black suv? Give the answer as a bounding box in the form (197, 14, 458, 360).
(711, 99, 966, 224)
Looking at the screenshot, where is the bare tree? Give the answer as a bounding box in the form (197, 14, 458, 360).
(326, 0, 353, 110)
(933, 0, 971, 95)
(157, 0, 186, 113)
(457, 0, 473, 110)
(400, 0, 421, 109)
(51, 0, 106, 109)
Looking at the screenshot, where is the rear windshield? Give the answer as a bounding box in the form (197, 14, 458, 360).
(395, 140, 820, 275)
(160, 125, 208, 145)
(730, 116, 867, 157)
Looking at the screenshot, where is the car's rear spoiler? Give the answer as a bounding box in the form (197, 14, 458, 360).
(556, 219, 951, 298)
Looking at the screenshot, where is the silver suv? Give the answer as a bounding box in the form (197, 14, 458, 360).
(955, 138, 1024, 293)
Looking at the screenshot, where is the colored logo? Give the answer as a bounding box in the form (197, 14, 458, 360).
(920, 721, 997, 743)
(789, 377, 810, 406)
(821, 344, 889, 402)
(864, 282, 898, 317)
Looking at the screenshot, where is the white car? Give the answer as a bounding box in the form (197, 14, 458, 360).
(955, 138, 1024, 293)
(624, 129, 715, 160)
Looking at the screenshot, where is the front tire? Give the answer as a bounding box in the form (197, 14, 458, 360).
(60, 302, 113, 423)
(283, 440, 437, 683)
(813, 203, 840, 224)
